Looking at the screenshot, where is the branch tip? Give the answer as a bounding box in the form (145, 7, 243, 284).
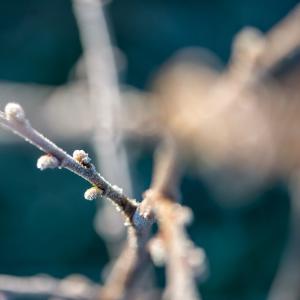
(4, 102, 26, 122)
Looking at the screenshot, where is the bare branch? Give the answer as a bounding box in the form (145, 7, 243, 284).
(72, 2, 156, 300)
(0, 102, 137, 220)
(100, 224, 152, 300)
(0, 274, 99, 299)
(72, 0, 132, 196)
(0, 102, 154, 300)
(258, 3, 300, 73)
(72, 3, 134, 284)
(146, 138, 205, 300)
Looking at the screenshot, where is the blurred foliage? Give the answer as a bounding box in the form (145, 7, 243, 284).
(0, 0, 298, 299)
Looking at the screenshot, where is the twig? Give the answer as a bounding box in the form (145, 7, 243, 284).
(257, 3, 300, 73)
(146, 138, 204, 300)
(72, 0, 132, 196)
(0, 103, 137, 222)
(0, 274, 99, 299)
(72, 0, 133, 277)
(100, 224, 152, 300)
(73, 2, 156, 299)
(0, 102, 154, 300)
(209, 3, 300, 118)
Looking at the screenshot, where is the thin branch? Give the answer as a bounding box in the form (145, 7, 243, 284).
(209, 3, 300, 118)
(0, 274, 99, 299)
(146, 138, 204, 300)
(100, 224, 152, 300)
(72, 0, 132, 196)
(257, 3, 300, 73)
(73, 1, 134, 279)
(0, 102, 154, 300)
(72, 2, 155, 300)
(0, 103, 137, 220)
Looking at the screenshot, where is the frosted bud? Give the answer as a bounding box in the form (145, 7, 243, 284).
(84, 186, 102, 201)
(176, 205, 193, 225)
(188, 248, 206, 269)
(233, 27, 265, 62)
(149, 237, 166, 266)
(4, 102, 25, 122)
(37, 154, 59, 170)
(73, 150, 91, 165)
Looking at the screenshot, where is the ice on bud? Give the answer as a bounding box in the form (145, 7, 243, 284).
(4, 102, 25, 122)
(84, 186, 102, 201)
(73, 150, 91, 165)
(37, 154, 59, 170)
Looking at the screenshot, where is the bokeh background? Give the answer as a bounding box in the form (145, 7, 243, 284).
(0, 1, 299, 299)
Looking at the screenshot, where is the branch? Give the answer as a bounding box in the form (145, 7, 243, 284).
(72, 0, 133, 267)
(229, 3, 300, 80)
(0, 102, 154, 300)
(146, 138, 205, 300)
(100, 224, 152, 300)
(0, 274, 99, 299)
(0, 103, 137, 221)
(72, 2, 155, 299)
(257, 3, 300, 73)
(72, 0, 132, 197)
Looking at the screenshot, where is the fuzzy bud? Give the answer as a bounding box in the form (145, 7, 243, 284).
(149, 237, 166, 266)
(84, 186, 102, 201)
(4, 102, 25, 122)
(37, 154, 60, 170)
(177, 205, 193, 225)
(73, 150, 91, 165)
(233, 27, 265, 64)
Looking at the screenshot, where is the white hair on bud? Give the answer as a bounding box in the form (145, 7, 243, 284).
(84, 186, 102, 201)
(4, 102, 25, 122)
(73, 149, 91, 164)
(37, 154, 60, 170)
